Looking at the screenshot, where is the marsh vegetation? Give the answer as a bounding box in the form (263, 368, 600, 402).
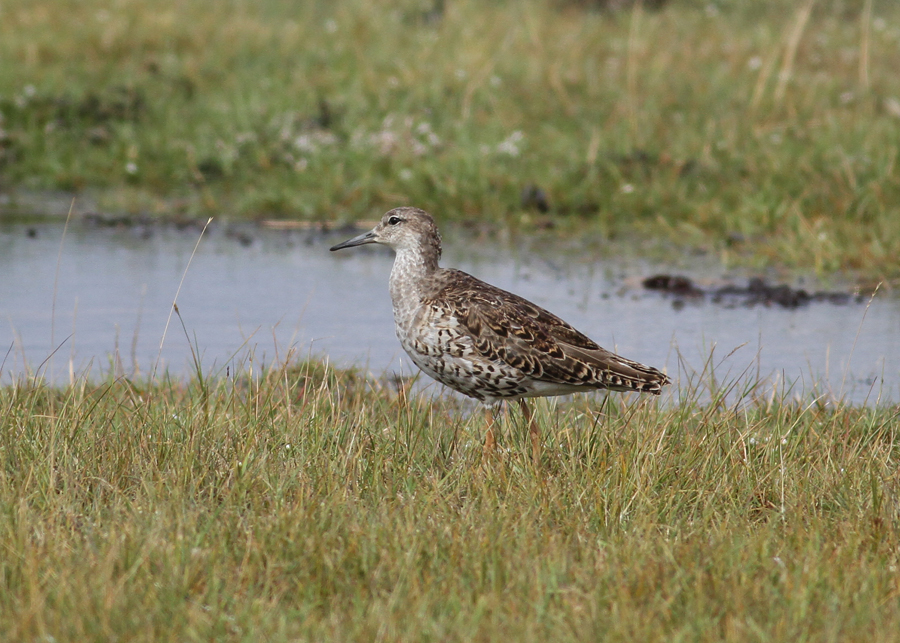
(2, 1, 900, 639)
(1, 359, 898, 641)
(2, 0, 900, 276)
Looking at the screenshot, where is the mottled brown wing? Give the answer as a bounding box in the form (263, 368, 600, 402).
(426, 269, 669, 393)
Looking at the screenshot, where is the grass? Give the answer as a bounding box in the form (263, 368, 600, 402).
(1, 357, 899, 641)
(1, 0, 900, 278)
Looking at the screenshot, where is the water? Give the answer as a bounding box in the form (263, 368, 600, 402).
(2, 219, 898, 405)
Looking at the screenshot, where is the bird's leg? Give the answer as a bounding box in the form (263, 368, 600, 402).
(518, 399, 541, 466)
(482, 405, 497, 461)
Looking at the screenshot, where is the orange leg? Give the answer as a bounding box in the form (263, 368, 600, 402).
(518, 399, 541, 466)
(482, 405, 497, 461)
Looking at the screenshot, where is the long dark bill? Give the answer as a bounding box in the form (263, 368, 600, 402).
(329, 229, 377, 251)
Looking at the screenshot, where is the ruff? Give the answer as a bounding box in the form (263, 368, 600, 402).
(330, 207, 670, 461)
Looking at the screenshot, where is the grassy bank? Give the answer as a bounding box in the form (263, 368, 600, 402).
(1, 0, 900, 277)
(1, 360, 898, 641)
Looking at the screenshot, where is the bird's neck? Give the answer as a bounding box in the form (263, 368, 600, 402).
(389, 245, 438, 310)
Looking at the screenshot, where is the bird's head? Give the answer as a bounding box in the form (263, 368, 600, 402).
(329, 207, 442, 260)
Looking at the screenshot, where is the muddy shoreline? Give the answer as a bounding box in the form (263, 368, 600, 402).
(1, 204, 877, 309)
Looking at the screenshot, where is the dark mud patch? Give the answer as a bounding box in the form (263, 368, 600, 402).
(643, 274, 867, 309)
(5, 207, 373, 252)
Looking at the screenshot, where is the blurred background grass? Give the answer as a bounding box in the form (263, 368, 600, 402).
(1, 0, 899, 276)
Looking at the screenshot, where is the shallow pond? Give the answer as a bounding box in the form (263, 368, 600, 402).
(2, 219, 898, 405)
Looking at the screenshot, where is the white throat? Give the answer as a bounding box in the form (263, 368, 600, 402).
(388, 245, 434, 334)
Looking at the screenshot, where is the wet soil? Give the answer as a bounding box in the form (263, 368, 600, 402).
(643, 274, 867, 309)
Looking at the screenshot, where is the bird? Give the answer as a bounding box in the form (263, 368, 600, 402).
(330, 207, 670, 463)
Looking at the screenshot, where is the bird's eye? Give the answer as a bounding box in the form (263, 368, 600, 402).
(388, 216, 402, 226)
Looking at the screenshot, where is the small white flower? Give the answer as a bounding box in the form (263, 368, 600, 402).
(497, 130, 524, 157)
(399, 168, 413, 181)
(747, 56, 763, 71)
(126, 162, 138, 175)
(885, 98, 900, 119)
(621, 183, 635, 194)
(371, 130, 399, 155)
(294, 134, 315, 152)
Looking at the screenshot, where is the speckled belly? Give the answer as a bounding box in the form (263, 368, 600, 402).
(395, 318, 530, 402)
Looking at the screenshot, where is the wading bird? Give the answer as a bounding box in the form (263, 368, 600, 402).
(330, 207, 670, 463)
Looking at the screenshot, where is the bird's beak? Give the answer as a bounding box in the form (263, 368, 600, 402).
(329, 228, 378, 251)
